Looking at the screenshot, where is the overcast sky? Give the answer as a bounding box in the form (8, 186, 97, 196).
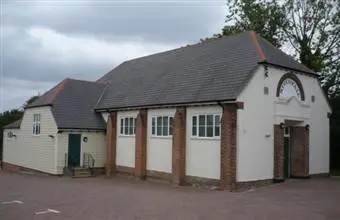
(0, 0, 225, 112)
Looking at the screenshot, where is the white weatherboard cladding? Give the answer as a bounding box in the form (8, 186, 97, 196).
(236, 66, 331, 182)
(56, 131, 106, 174)
(186, 106, 222, 179)
(3, 107, 58, 174)
(147, 108, 175, 173)
(116, 111, 138, 168)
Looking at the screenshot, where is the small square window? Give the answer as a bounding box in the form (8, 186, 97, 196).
(192, 114, 221, 138)
(264, 86, 269, 95)
(152, 116, 173, 137)
(311, 95, 315, 103)
(120, 117, 136, 135)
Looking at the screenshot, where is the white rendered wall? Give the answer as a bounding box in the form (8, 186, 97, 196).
(116, 111, 138, 168)
(146, 108, 175, 173)
(101, 112, 109, 122)
(186, 106, 222, 179)
(56, 131, 106, 174)
(236, 65, 331, 182)
(3, 106, 58, 174)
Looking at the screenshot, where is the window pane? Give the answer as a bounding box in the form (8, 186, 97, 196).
(207, 126, 213, 137)
(199, 126, 206, 137)
(169, 117, 173, 135)
(163, 117, 168, 136)
(192, 116, 197, 136)
(206, 115, 213, 137)
(129, 118, 133, 135)
(120, 119, 124, 134)
(215, 115, 221, 136)
(207, 115, 213, 126)
(152, 117, 155, 135)
(198, 115, 206, 137)
(134, 118, 136, 134)
(33, 125, 35, 134)
(124, 118, 129, 135)
(199, 115, 205, 126)
(157, 116, 162, 136)
(37, 124, 40, 134)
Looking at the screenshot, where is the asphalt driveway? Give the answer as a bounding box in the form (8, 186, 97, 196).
(0, 171, 339, 220)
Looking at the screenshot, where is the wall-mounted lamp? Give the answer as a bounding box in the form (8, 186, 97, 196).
(48, 135, 55, 139)
(305, 124, 310, 131)
(83, 137, 88, 142)
(7, 132, 16, 138)
(279, 122, 285, 129)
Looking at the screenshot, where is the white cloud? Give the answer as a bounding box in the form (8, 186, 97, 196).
(26, 26, 181, 66)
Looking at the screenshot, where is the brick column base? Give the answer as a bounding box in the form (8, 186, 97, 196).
(274, 124, 284, 181)
(291, 126, 309, 178)
(220, 104, 237, 191)
(106, 112, 117, 176)
(135, 109, 147, 179)
(172, 107, 186, 185)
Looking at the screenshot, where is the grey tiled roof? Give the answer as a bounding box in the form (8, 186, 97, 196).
(256, 36, 315, 74)
(27, 79, 106, 130)
(95, 31, 314, 110)
(3, 119, 22, 129)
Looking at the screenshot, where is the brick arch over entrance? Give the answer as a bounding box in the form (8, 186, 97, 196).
(276, 72, 305, 101)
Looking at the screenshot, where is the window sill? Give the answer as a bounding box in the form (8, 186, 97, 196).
(150, 135, 172, 139)
(118, 134, 135, 138)
(190, 136, 220, 141)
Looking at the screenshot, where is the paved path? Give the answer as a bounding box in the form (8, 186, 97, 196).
(0, 171, 340, 220)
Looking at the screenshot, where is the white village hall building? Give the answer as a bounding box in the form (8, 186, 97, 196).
(2, 32, 331, 190)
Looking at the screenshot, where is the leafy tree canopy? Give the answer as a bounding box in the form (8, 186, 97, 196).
(210, 0, 339, 97)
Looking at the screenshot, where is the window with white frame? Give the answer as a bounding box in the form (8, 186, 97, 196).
(151, 116, 173, 137)
(120, 117, 136, 135)
(192, 114, 221, 138)
(33, 114, 41, 135)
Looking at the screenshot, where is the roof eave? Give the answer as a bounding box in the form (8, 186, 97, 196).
(24, 104, 53, 110)
(259, 61, 318, 77)
(57, 127, 105, 132)
(94, 99, 239, 112)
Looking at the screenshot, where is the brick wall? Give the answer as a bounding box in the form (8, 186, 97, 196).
(274, 124, 284, 181)
(135, 109, 147, 179)
(220, 104, 237, 191)
(106, 112, 117, 176)
(172, 107, 186, 185)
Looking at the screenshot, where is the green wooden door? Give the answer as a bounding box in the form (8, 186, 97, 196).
(68, 134, 81, 167)
(284, 137, 290, 178)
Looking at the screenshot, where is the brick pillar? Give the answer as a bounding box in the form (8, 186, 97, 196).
(106, 112, 117, 176)
(220, 104, 237, 191)
(291, 126, 309, 178)
(274, 124, 284, 181)
(172, 107, 186, 185)
(135, 109, 147, 179)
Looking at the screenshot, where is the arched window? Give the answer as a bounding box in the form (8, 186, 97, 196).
(276, 72, 305, 101)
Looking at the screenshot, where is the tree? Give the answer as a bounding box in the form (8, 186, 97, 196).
(215, 0, 339, 97)
(280, 0, 340, 97)
(222, 0, 286, 47)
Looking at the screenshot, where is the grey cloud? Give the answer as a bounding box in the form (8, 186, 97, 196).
(1, 0, 225, 111)
(4, 1, 225, 43)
